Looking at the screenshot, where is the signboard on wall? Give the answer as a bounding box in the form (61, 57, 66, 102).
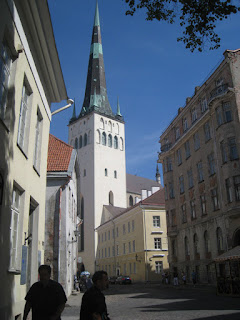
(20, 245, 28, 285)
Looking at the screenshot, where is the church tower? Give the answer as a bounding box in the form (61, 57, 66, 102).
(68, 2, 127, 273)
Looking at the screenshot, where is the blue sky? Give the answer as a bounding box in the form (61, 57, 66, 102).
(49, 0, 240, 182)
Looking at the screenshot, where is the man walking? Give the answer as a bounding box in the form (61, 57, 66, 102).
(23, 264, 67, 320)
(80, 270, 110, 320)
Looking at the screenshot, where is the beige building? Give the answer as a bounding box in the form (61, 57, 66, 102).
(158, 49, 240, 283)
(96, 189, 168, 282)
(0, 1, 67, 318)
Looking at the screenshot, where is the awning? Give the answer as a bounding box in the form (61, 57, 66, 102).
(214, 246, 240, 262)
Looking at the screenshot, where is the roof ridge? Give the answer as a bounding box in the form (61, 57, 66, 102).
(49, 133, 73, 149)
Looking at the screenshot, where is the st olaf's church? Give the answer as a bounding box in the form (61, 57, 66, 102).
(68, 2, 162, 274)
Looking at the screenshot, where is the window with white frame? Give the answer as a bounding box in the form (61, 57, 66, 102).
(154, 238, 162, 249)
(211, 188, 220, 210)
(194, 132, 200, 151)
(200, 97, 208, 113)
(18, 82, 32, 153)
(102, 132, 106, 145)
(185, 140, 191, 159)
(155, 261, 163, 274)
(108, 134, 112, 147)
(200, 194, 207, 215)
(33, 108, 43, 172)
(153, 216, 160, 227)
(166, 157, 172, 171)
(190, 200, 196, 219)
(114, 136, 118, 149)
(191, 107, 198, 123)
(225, 178, 233, 203)
(208, 153, 216, 175)
(0, 42, 11, 120)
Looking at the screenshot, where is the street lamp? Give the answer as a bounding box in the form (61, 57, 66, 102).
(51, 98, 74, 116)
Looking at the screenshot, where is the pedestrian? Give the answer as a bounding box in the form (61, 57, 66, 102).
(161, 271, 165, 284)
(173, 271, 179, 286)
(80, 270, 110, 320)
(165, 271, 169, 284)
(86, 276, 93, 289)
(192, 270, 197, 287)
(182, 272, 186, 285)
(23, 264, 67, 320)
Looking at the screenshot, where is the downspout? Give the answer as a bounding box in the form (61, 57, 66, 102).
(111, 219, 117, 275)
(140, 204, 148, 282)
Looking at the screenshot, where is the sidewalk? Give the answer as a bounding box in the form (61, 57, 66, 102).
(62, 292, 82, 320)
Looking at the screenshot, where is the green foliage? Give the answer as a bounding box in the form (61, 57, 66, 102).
(124, 0, 240, 52)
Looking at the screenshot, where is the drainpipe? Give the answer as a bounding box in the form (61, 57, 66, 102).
(140, 204, 148, 282)
(111, 219, 117, 275)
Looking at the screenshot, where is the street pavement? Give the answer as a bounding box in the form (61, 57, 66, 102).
(62, 283, 240, 320)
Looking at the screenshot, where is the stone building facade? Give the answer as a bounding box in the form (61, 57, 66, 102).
(158, 49, 240, 283)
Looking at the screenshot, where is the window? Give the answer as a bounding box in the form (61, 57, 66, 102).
(183, 117, 188, 132)
(204, 122, 211, 142)
(228, 137, 238, 160)
(179, 175, 184, 194)
(234, 176, 240, 201)
(123, 243, 126, 254)
(204, 231, 210, 254)
(169, 182, 175, 199)
(120, 137, 124, 151)
(216, 106, 223, 126)
(184, 236, 189, 256)
(114, 136, 118, 149)
(166, 157, 172, 171)
(114, 170, 117, 178)
(83, 169, 86, 177)
(102, 132, 106, 145)
(10, 186, 22, 271)
(123, 224, 126, 235)
(108, 230, 110, 240)
(190, 200, 196, 219)
(185, 140, 191, 159)
(109, 191, 114, 205)
(193, 233, 199, 256)
(154, 238, 162, 249)
(0, 42, 11, 120)
(100, 118, 104, 129)
(105, 168, 108, 177)
(225, 178, 233, 203)
(79, 136, 83, 148)
(33, 109, 43, 172)
(194, 132, 200, 151)
(112, 246, 115, 256)
(191, 107, 197, 123)
(200, 97, 208, 113)
(223, 102, 232, 122)
(177, 149, 182, 165)
(75, 138, 78, 149)
(216, 227, 224, 253)
(208, 153, 216, 175)
(197, 161, 204, 182)
(200, 194, 207, 215)
(108, 120, 112, 132)
(128, 242, 131, 253)
(84, 133, 87, 146)
(116, 227, 118, 237)
(155, 261, 163, 274)
(211, 188, 219, 210)
(187, 169, 194, 189)
(116, 245, 119, 256)
(132, 220, 135, 231)
(108, 134, 112, 147)
(105, 248, 107, 257)
(133, 240, 135, 252)
(181, 204, 187, 223)
(175, 127, 180, 140)
(171, 209, 176, 226)
(129, 195, 133, 206)
(128, 221, 130, 233)
(220, 141, 228, 164)
(153, 216, 160, 227)
(18, 82, 31, 152)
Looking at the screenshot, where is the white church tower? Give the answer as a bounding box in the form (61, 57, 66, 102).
(68, 2, 127, 273)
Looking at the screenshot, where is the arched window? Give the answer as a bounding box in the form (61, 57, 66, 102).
(108, 134, 112, 147)
(108, 121, 112, 132)
(100, 118, 104, 129)
(204, 230, 210, 254)
(114, 136, 118, 149)
(184, 236, 189, 256)
(217, 227, 224, 253)
(83, 169, 86, 177)
(105, 168, 108, 177)
(75, 138, 78, 149)
(193, 233, 198, 255)
(116, 123, 119, 134)
(96, 130, 101, 144)
(129, 195, 133, 206)
(84, 133, 87, 146)
(120, 137, 124, 151)
(88, 130, 91, 144)
(114, 170, 117, 179)
(79, 136, 83, 148)
(102, 132, 106, 146)
(109, 191, 114, 206)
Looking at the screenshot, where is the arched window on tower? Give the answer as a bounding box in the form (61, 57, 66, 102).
(105, 168, 108, 177)
(129, 195, 133, 206)
(109, 191, 114, 206)
(120, 137, 124, 151)
(100, 118, 104, 130)
(79, 136, 83, 148)
(88, 130, 91, 144)
(108, 134, 112, 147)
(108, 121, 112, 132)
(102, 132, 106, 146)
(116, 123, 119, 134)
(96, 130, 101, 144)
(114, 136, 118, 149)
(84, 133, 87, 146)
(75, 138, 78, 149)
(114, 170, 117, 179)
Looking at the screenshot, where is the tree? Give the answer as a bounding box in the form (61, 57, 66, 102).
(124, 0, 240, 52)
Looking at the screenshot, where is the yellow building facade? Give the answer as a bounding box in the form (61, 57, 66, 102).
(96, 189, 168, 282)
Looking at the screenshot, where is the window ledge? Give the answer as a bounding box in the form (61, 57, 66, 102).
(0, 117, 10, 132)
(33, 165, 40, 177)
(151, 231, 163, 234)
(17, 143, 28, 159)
(8, 268, 21, 274)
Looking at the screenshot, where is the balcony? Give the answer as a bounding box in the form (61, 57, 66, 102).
(160, 143, 172, 153)
(209, 83, 229, 104)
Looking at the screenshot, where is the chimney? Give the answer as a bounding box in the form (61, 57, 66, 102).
(141, 190, 147, 200)
(152, 186, 160, 194)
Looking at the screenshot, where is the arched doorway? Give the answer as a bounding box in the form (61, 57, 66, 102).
(233, 229, 240, 247)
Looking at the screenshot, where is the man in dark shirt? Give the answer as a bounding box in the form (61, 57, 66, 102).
(23, 264, 67, 320)
(80, 270, 110, 320)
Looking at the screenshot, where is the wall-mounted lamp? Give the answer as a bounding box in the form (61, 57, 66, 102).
(68, 227, 81, 244)
(24, 232, 32, 245)
(135, 254, 141, 263)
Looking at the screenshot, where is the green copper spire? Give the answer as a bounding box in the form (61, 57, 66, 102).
(116, 97, 122, 117)
(94, 0, 100, 27)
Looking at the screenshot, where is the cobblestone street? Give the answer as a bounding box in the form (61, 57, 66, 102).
(62, 283, 240, 320)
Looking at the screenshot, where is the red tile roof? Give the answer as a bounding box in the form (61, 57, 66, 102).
(142, 189, 165, 206)
(47, 134, 73, 172)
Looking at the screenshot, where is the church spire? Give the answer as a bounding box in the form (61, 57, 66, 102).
(156, 164, 161, 184)
(79, 1, 113, 118)
(116, 96, 123, 119)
